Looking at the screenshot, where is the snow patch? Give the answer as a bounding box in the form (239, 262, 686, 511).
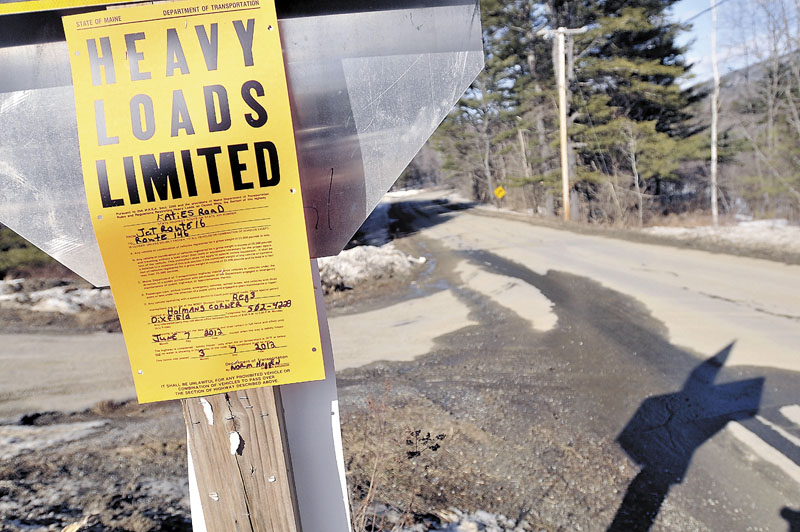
(0, 282, 115, 314)
(644, 220, 800, 254)
(0, 420, 108, 460)
(397, 508, 532, 532)
(385, 189, 423, 198)
(318, 243, 425, 293)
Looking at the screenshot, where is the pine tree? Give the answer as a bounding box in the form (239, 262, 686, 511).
(433, 0, 705, 222)
(566, 1, 705, 223)
(436, 0, 552, 205)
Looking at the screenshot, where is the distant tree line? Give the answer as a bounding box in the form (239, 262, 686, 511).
(394, 0, 800, 225)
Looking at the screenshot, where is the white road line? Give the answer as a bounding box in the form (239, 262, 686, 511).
(780, 404, 800, 426)
(756, 415, 800, 448)
(727, 422, 800, 485)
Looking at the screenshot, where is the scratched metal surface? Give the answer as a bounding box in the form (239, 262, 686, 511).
(0, 2, 483, 286)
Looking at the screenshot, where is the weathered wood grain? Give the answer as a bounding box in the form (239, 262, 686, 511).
(183, 386, 301, 532)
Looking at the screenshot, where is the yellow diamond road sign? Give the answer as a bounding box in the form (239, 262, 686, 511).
(494, 185, 506, 199)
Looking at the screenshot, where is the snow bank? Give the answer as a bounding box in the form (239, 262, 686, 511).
(0, 281, 115, 314)
(644, 219, 800, 254)
(366, 504, 534, 532)
(0, 420, 108, 460)
(318, 243, 425, 293)
(389, 508, 533, 532)
(385, 189, 424, 199)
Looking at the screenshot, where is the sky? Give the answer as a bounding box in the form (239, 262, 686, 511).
(671, 0, 744, 85)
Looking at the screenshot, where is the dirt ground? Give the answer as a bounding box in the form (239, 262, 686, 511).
(0, 259, 565, 532)
(0, 257, 439, 532)
(0, 400, 190, 532)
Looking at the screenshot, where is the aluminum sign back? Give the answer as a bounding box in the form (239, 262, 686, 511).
(0, 1, 483, 286)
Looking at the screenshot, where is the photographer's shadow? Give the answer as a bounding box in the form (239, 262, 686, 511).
(608, 343, 764, 532)
(783, 507, 800, 531)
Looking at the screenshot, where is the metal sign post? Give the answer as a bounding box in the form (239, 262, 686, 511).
(0, 2, 484, 530)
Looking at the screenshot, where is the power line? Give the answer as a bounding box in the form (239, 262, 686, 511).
(682, 0, 734, 23)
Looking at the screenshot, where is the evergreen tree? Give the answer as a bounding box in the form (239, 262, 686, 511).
(433, 0, 706, 222)
(576, 3, 696, 133)
(566, 1, 705, 222)
(435, 0, 552, 205)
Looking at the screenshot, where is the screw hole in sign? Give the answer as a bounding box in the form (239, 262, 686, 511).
(290, 188, 296, 194)
(312, 347, 317, 352)
(137, 370, 143, 375)
(97, 215, 103, 220)
(267, 25, 274, 30)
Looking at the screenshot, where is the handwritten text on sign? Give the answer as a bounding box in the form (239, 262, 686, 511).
(62, 0, 324, 403)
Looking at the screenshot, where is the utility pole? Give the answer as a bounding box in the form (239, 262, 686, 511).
(710, 0, 720, 227)
(537, 26, 588, 221)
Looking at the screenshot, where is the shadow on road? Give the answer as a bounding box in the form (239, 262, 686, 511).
(783, 507, 800, 531)
(608, 344, 764, 532)
(345, 197, 477, 249)
(387, 198, 477, 238)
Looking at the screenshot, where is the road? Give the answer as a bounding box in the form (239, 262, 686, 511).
(1, 191, 797, 531)
(330, 192, 800, 531)
(0, 332, 132, 418)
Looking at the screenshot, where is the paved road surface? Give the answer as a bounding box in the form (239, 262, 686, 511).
(332, 192, 797, 531)
(0, 332, 131, 418)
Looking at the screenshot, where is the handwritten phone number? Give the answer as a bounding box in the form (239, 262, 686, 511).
(248, 300, 291, 312)
(150, 294, 290, 323)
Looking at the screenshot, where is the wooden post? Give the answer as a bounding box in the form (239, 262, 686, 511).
(183, 386, 302, 532)
(183, 260, 352, 532)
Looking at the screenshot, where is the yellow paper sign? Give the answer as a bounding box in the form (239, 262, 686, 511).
(62, 0, 324, 403)
(493, 185, 506, 199)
